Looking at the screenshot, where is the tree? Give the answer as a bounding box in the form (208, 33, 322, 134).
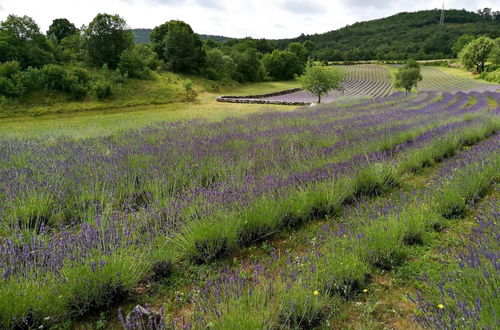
(47, 18, 78, 43)
(204, 48, 236, 80)
(297, 64, 345, 103)
(0, 14, 40, 40)
(451, 34, 475, 57)
(458, 36, 496, 73)
(287, 42, 309, 63)
(83, 13, 133, 68)
(0, 15, 54, 68)
(231, 48, 265, 83)
(263, 50, 303, 80)
(491, 38, 500, 65)
(151, 20, 205, 73)
(150, 21, 169, 61)
(164, 20, 205, 73)
(394, 60, 422, 93)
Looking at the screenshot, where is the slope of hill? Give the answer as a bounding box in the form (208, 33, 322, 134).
(276, 9, 500, 60)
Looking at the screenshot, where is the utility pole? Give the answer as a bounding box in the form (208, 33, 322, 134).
(440, 1, 445, 25)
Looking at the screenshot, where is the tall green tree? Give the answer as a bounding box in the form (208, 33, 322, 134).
(47, 18, 78, 43)
(287, 42, 309, 64)
(150, 21, 169, 61)
(263, 50, 302, 80)
(0, 15, 53, 68)
(297, 64, 345, 103)
(151, 20, 205, 73)
(459, 36, 496, 72)
(83, 13, 133, 69)
(394, 60, 422, 93)
(164, 20, 205, 73)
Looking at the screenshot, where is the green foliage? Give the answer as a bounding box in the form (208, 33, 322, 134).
(297, 64, 345, 103)
(151, 20, 205, 74)
(204, 48, 236, 81)
(435, 157, 499, 218)
(279, 284, 331, 328)
(451, 34, 475, 56)
(263, 50, 303, 80)
(287, 42, 310, 63)
(277, 9, 500, 61)
(118, 47, 151, 79)
(47, 18, 78, 43)
(0, 14, 41, 40)
(183, 79, 197, 102)
(231, 48, 265, 83)
(0, 15, 54, 68)
(459, 36, 497, 72)
(84, 13, 134, 69)
(394, 59, 423, 93)
(481, 68, 500, 83)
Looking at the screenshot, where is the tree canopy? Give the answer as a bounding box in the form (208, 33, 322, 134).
(459, 36, 497, 72)
(394, 60, 423, 93)
(297, 64, 345, 103)
(47, 18, 78, 43)
(150, 20, 205, 73)
(83, 13, 134, 68)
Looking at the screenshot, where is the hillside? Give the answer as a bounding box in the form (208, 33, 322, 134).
(132, 28, 231, 43)
(277, 9, 500, 60)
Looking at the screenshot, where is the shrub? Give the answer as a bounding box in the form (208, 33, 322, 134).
(94, 81, 113, 100)
(183, 79, 197, 102)
(176, 214, 239, 263)
(118, 47, 151, 79)
(358, 217, 407, 270)
(279, 283, 333, 328)
(0, 76, 21, 98)
(316, 252, 370, 298)
(0, 60, 21, 78)
(39, 64, 67, 91)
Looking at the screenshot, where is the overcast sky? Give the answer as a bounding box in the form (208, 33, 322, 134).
(0, 0, 498, 39)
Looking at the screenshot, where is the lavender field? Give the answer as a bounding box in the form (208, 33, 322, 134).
(1, 90, 500, 328)
(231, 65, 500, 104)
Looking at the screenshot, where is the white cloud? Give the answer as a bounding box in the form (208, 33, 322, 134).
(0, 0, 498, 39)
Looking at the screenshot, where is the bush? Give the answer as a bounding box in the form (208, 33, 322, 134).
(279, 283, 333, 328)
(0, 77, 21, 98)
(183, 79, 197, 102)
(0, 61, 21, 78)
(39, 64, 67, 91)
(316, 252, 370, 298)
(118, 47, 151, 79)
(176, 215, 239, 263)
(94, 81, 113, 100)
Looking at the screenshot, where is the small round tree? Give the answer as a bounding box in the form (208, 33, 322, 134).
(297, 64, 345, 103)
(394, 59, 422, 94)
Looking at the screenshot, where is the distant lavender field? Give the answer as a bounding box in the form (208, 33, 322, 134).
(223, 65, 500, 104)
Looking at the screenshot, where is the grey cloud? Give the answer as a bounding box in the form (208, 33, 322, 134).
(341, 0, 427, 10)
(283, 0, 324, 14)
(134, 0, 224, 9)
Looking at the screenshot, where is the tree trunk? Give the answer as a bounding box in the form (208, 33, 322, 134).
(317, 94, 321, 103)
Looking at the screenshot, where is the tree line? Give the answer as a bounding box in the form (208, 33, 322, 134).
(0, 13, 314, 101)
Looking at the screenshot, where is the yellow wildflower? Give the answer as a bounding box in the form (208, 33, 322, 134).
(313, 290, 320, 296)
(437, 304, 445, 309)
(363, 289, 368, 293)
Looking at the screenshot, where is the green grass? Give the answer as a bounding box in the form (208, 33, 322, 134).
(0, 79, 299, 140)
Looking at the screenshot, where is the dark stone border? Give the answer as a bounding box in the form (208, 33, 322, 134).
(216, 88, 309, 106)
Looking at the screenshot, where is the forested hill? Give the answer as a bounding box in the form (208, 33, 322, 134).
(132, 28, 231, 44)
(275, 9, 500, 60)
(134, 9, 498, 60)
